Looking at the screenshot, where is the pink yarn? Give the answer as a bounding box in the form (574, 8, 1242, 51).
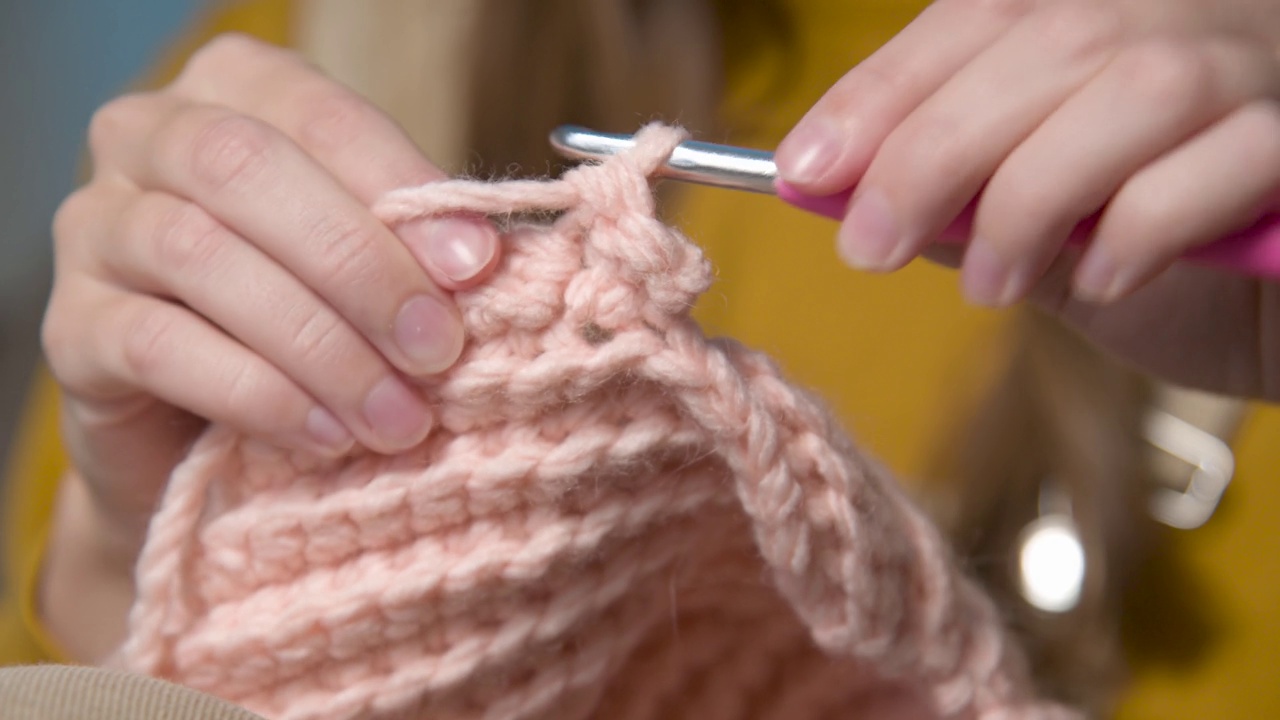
(117, 124, 1078, 720)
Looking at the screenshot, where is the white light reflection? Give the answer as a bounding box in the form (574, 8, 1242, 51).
(1017, 515, 1085, 613)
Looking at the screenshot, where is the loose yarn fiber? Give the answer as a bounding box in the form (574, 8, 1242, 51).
(118, 125, 1078, 720)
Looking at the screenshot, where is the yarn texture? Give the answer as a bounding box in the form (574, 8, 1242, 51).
(117, 124, 1078, 720)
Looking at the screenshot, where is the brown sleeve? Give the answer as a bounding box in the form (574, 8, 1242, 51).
(0, 665, 265, 720)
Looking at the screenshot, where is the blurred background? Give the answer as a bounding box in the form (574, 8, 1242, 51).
(0, 1, 201, 471)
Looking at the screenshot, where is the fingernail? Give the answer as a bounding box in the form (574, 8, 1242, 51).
(363, 376, 433, 448)
(1073, 247, 1126, 303)
(837, 189, 899, 270)
(402, 216, 497, 284)
(776, 119, 842, 186)
(394, 295, 464, 374)
(962, 241, 1025, 307)
(305, 406, 353, 452)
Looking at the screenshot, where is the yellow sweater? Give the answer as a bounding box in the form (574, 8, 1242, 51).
(5, 2, 1280, 717)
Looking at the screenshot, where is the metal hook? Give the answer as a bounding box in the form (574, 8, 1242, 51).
(549, 125, 780, 195)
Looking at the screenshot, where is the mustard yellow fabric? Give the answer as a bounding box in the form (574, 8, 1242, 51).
(1, 369, 68, 664)
(3, 2, 1279, 718)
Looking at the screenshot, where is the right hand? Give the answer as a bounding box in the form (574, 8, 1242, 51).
(43, 34, 500, 547)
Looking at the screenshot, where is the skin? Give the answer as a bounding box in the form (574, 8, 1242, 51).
(776, 0, 1280, 401)
(40, 35, 500, 661)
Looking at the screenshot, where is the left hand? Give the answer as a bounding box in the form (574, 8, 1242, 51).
(776, 0, 1280, 307)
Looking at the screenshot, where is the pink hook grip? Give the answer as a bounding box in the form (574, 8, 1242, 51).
(775, 180, 1280, 281)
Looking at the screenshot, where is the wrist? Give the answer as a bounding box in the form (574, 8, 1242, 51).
(39, 470, 139, 663)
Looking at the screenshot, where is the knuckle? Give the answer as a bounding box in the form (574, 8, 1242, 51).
(293, 86, 374, 152)
(985, 173, 1062, 236)
(139, 199, 227, 275)
(179, 112, 275, 192)
(40, 292, 97, 390)
(87, 95, 136, 159)
(221, 361, 293, 431)
(51, 187, 95, 248)
(311, 218, 385, 285)
(835, 57, 918, 111)
(960, 0, 1037, 22)
(198, 33, 259, 60)
(182, 33, 267, 81)
(1109, 181, 1178, 244)
(890, 112, 973, 184)
(1116, 40, 1211, 111)
(289, 306, 350, 368)
(1030, 2, 1122, 64)
(121, 307, 178, 380)
(177, 33, 307, 94)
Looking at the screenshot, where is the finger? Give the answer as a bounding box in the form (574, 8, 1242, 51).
(101, 189, 434, 452)
(89, 91, 465, 377)
(1071, 100, 1280, 302)
(1025, 257, 1270, 399)
(52, 286, 354, 456)
(169, 35, 499, 289)
(775, 0, 1041, 193)
(970, 37, 1279, 305)
(841, 2, 1123, 273)
(926, 241, 1078, 302)
(920, 244, 966, 270)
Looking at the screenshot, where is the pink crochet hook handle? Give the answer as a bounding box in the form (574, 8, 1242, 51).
(776, 181, 1280, 280)
(551, 125, 1280, 280)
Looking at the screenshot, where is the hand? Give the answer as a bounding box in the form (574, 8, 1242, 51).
(776, 0, 1280, 400)
(44, 34, 500, 550)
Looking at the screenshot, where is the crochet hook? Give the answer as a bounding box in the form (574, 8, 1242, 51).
(549, 125, 1280, 280)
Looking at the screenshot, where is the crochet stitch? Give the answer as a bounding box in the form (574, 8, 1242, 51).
(117, 124, 1078, 720)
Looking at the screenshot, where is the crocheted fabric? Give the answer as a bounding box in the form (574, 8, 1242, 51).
(117, 125, 1077, 720)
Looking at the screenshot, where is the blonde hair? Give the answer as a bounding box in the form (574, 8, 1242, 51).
(296, 0, 724, 176)
(930, 309, 1157, 714)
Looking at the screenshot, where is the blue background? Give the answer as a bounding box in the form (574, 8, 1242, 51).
(0, 0, 203, 462)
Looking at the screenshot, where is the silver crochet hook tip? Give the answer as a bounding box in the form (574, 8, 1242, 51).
(549, 125, 779, 195)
